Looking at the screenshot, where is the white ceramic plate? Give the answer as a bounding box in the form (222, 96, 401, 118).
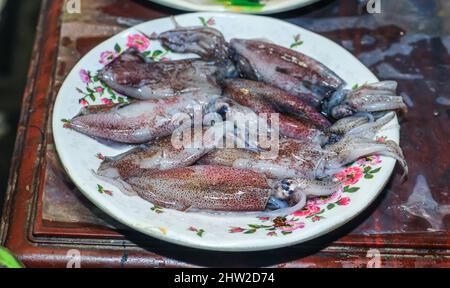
(53, 13, 399, 251)
(149, 0, 320, 14)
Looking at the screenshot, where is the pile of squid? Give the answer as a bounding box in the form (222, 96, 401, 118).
(65, 22, 408, 217)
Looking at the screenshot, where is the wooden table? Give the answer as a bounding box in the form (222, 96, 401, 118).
(1, 0, 449, 268)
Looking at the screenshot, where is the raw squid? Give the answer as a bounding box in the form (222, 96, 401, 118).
(198, 139, 318, 179)
(117, 164, 342, 216)
(223, 79, 330, 129)
(96, 121, 237, 179)
(200, 134, 407, 180)
(209, 97, 280, 151)
(230, 38, 345, 107)
(230, 38, 407, 118)
(218, 85, 327, 144)
(221, 79, 331, 144)
(97, 47, 227, 100)
(65, 92, 215, 143)
(65, 24, 409, 217)
(123, 165, 272, 211)
(322, 81, 408, 119)
(97, 136, 205, 180)
(199, 112, 408, 179)
(157, 24, 230, 60)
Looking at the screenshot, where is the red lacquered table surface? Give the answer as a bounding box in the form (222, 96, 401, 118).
(0, 0, 449, 267)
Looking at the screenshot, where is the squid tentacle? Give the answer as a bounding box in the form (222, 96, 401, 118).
(326, 115, 371, 136)
(321, 136, 408, 179)
(344, 111, 396, 138)
(324, 81, 408, 119)
(325, 111, 396, 145)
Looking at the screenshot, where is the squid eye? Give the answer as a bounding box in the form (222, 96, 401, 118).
(279, 179, 296, 196)
(217, 104, 229, 115)
(281, 179, 290, 185)
(288, 188, 295, 196)
(267, 197, 289, 210)
(331, 105, 354, 119)
(327, 134, 341, 145)
(281, 183, 290, 191)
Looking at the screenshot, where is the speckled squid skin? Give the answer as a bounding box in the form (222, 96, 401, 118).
(96, 123, 233, 180)
(98, 47, 223, 100)
(125, 165, 271, 211)
(199, 115, 408, 180)
(67, 92, 212, 144)
(97, 137, 204, 180)
(324, 81, 408, 119)
(198, 139, 321, 179)
(222, 79, 327, 143)
(158, 25, 230, 60)
(223, 79, 331, 129)
(230, 38, 345, 107)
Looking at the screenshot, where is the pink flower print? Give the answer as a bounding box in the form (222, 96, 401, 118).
(376, 136, 387, 143)
(160, 57, 170, 62)
(338, 197, 351, 206)
(206, 17, 215, 26)
(79, 69, 90, 84)
(307, 188, 343, 206)
(126, 33, 150, 52)
(292, 204, 320, 217)
(267, 231, 277, 237)
(312, 216, 321, 222)
(335, 166, 363, 186)
(96, 153, 105, 160)
(279, 221, 304, 232)
(357, 155, 382, 166)
(103, 190, 113, 196)
(79, 99, 88, 106)
(150, 32, 158, 38)
(258, 216, 270, 221)
(99, 50, 117, 65)
(229, 227, 244, 233)
(62, 119, 71, 129)
(95, 86, 104, 93)
(100, 98, 112, 104)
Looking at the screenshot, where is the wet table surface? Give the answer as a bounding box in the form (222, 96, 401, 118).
(0, 0, 449, 267)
